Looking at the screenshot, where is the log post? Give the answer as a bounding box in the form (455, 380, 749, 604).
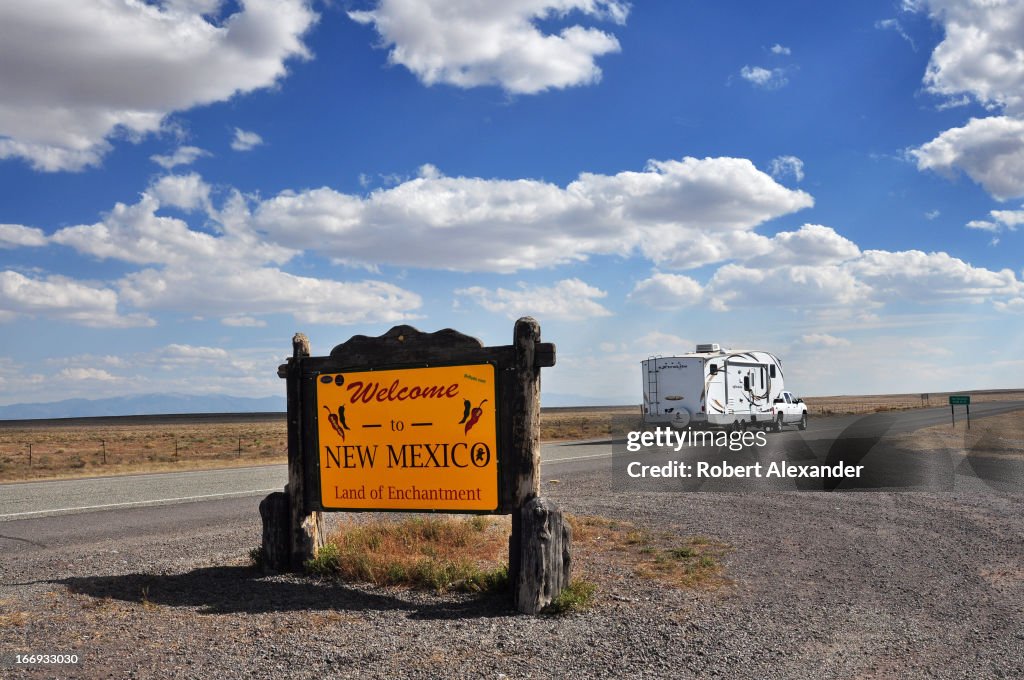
(507, 317, 570, 613)
(516, 497, 572, 614)
(258, 491, 290, 572)
(285, 332, 324, 570)
(512, 317, 542, 503)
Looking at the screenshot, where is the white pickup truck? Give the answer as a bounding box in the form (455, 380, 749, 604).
(770, 391, 808, 431)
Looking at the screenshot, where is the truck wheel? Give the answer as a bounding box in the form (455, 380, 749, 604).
(798, 412, 808, 430)
(773, 414, 783, 433)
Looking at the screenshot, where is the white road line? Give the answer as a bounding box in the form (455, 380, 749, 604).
(0, 487, 280, 520)
(0, 464, 285, 489)
(545, 452, 611, 464)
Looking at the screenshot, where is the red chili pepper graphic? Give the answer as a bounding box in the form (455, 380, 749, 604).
(324, 405, 345, 441)
(465, 399, 487, 434)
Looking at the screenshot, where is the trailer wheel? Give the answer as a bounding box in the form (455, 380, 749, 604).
(798, 412, 808, 430)
(773, 414, 783, 433)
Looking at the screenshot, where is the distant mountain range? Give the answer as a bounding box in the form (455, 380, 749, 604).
(541, 392, 635, 407)
(0, 393, 287, 420)
(0, 391, 633, 420)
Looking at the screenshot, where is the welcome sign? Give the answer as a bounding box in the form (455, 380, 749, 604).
(315, 364, 499, 511)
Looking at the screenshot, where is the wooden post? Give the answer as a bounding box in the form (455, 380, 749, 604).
(507, 317, 570, 614)
(516, 497, 572, 614)
(258, 491, 290, 572)
(101, 439, 106, 465)
(28, 443, 31, 468)
(286, 332, 324, 570)
(512, 317, 542, 504)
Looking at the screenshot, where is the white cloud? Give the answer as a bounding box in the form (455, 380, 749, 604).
(747, 224, 861, 267)
(633, 242, 1022, 313)
(52, 189, 292, 267)
(915, 0, 1024, 114)
(348, 0, 628, 94)
(222, 315, 267, 327)
(0, 270, 153, 327)
(768, 155, 804, 182)
(456, 278, 612, 320)
(874, 18, 916, 50)
(925, 209, 941, 220)
(48, 180, 423, 326)
(849, 249, 1022, 302)
(231, 128, 263, 151)
(627, 272, 703, 309)
(704, 264, 873, 311)
(56, 367, 118, 381)
(149, 173, 212, 212)
(910, 116, 1024, 201)
(0, 223, 47, 248)
(161, 344, 230, 362)
(799, 333, 851, 348)
(118, 263, 422, 325)
(740, 65, 788, 89)
(150, 145, 210, 170)
(988, 208, 1024, 230)
(994, 297, 1024, 313)
(966, 220, 999, 232)
(254, 156, 814, 272)
(769, 43, 791, 55)
(0, 0, 317, 171)
(633, 331, 692, 353)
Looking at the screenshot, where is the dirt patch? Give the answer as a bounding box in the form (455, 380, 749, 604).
(893, 410, 1024, 460)
(803, 390, 1024, 415)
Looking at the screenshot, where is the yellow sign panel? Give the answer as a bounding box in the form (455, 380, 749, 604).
(316, 363, 499, 511)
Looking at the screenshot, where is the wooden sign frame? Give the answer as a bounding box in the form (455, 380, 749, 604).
(261, 318, 569, 613)
(288, 322, 554, 518)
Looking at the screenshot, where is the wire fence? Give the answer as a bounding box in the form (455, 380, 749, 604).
(803, 399, 927, 415)
(0, 425, 288, 480)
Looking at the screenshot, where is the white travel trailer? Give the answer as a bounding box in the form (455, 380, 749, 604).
(642, 343, 797, 431)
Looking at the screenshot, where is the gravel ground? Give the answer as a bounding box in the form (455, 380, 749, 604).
(2, 465, 1022, 679)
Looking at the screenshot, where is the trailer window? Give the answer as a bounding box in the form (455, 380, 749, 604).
(709, 363, 718, 375)
(743, 375, 750, 390)
(770, 364, 776, 379)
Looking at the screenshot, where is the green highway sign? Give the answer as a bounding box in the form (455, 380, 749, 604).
(949, 395, 970, 405)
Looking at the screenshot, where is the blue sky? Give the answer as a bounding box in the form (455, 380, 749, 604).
(1, 0, 1022, 406)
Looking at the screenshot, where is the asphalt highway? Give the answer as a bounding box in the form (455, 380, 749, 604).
(1, 401, 1020, 555)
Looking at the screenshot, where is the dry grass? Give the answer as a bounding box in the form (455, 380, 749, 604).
(309, 514, 511, 593)
(892, 410, 1024, 460)
(540, 406, 638, 440)
(567, 515, 732, 590)
(0, 420, 286, 482)
(304, 512, 730, 600)
(803, 390, 1024, 416)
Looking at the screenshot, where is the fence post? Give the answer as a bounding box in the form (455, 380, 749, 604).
(28, 443, 32, 468)
(102, 439, 106, 465)
(508, 317, 570, 614)
(286, 333, 323, 570)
